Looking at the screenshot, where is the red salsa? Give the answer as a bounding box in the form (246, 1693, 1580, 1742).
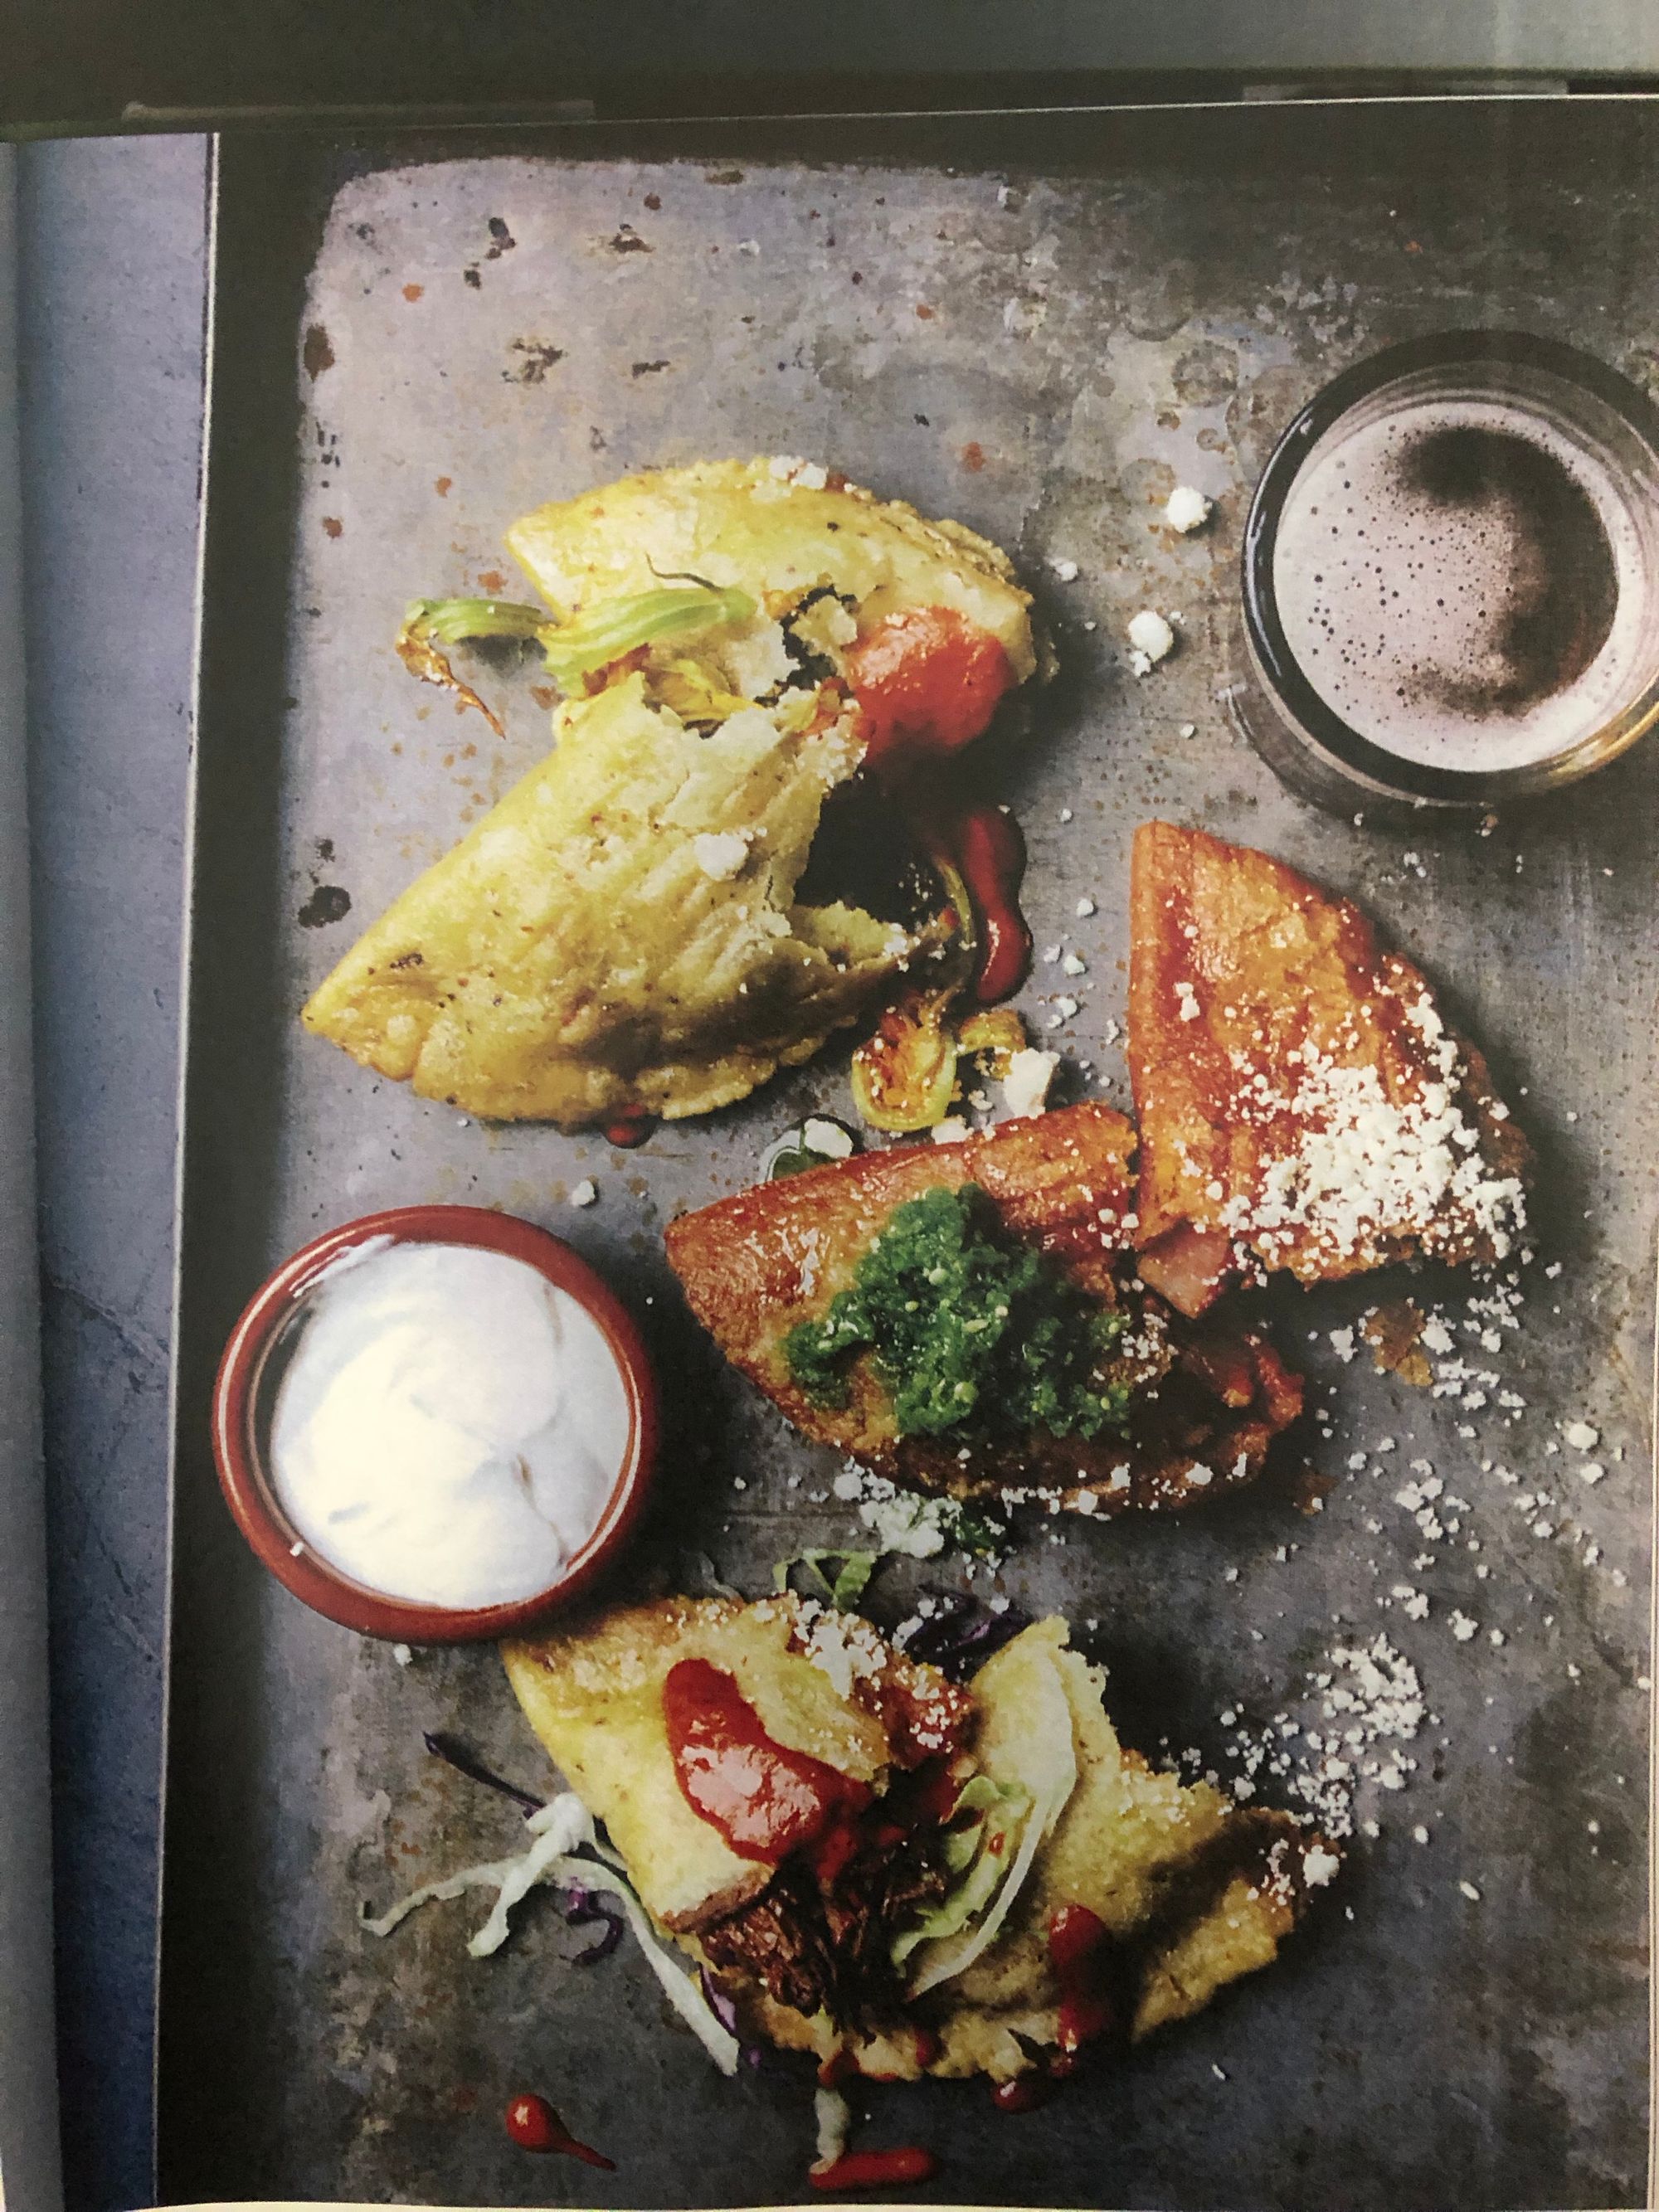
(810, 2146, 940, 2193)
(1048, 1902, 1116, 2054)
(847, 605, 1015, 766)
(663, 1657, 870, 1864)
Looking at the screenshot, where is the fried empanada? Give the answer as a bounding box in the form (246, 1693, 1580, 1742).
(503, 1604, 1332, 2085)
(302, 675, 925, 1123)
(664, 1102, 1302, 1515)
(305, 459, 1039, 1125)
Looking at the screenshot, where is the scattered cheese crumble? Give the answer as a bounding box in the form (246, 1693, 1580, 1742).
(1164, 484, 1214, 533)
(1126, 608, 1176, 674)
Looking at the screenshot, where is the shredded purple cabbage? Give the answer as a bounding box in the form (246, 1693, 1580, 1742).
(899, 1592, 1033, 1679)
(421, 1730, 543, 1816)
(698, 1966, 742, 2035)
(562, 1885, 625, 1963)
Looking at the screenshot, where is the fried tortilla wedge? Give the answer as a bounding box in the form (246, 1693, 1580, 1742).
(1129, 823, 1531, 1315)
(664, 1102, 1302, 1515)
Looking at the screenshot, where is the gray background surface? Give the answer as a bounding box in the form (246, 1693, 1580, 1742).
(157, 110, 1652, 2212)
(17, 133, 207, 2212)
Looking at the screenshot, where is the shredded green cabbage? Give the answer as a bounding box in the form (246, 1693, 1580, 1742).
(891, 1777, 1029, 1968)
(772, 1548, 880, 1610)
(905, 1644, 1079, 1996)
(361, 1790, 740, 2075)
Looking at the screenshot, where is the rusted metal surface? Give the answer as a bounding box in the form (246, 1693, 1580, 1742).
(159, 109, 1656, 2210)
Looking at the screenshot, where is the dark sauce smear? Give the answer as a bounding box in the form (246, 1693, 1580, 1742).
(1400, 424, 1617, 716)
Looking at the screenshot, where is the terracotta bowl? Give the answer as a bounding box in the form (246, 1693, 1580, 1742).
(211, 1203, 659, 1643)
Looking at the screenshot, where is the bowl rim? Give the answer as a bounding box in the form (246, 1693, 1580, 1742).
(1241, 327, 1659, 805)
(211, 1203, 659, 1643)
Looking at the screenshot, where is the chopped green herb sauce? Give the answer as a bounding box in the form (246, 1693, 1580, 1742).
(784, 1183, 1131, 1441)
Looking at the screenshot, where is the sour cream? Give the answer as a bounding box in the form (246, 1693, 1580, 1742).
(266, 1239, 631, 1609)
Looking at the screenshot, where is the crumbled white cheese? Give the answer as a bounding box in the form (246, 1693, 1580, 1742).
(1075, 896, 1097, 918)
(570, 1179, 597, 1208)
(1164, 484, 1213, 534)
(854, 1473, 999, 1563)
(811, 2087, 851, 2176)
(1003, 1047, 1059, 1120)
(790, 591, 859, 661)
(1126, 608, 1176, 673)
(931, 1116, 971, 1145)
(1303, 1845, 1340, 1887)
(802, 1117, 854, 1160)
(769, 454, 827, 489)
(1214, 996, 1526, 1270)
(692, 829, 752, 881)
(801, 1607, 888, 1697)
(722, 619, 795, 700)
(1048, 555, 1080, 582)
(1448, 1612, 1478, 1642)
(1564, 1420, 1599, 1451)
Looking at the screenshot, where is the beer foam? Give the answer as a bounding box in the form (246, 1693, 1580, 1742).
(1273, 396, 1650, 771)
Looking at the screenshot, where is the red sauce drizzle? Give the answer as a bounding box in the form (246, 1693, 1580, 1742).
(991, 2074, 1054, 2114)
(846, 605, 1015, 767)
(1048, 1903, 1116, 2054)
(933, 804, 1031, 1004)
(663, 1657, 870, 1864)
(810, 2147, 940, 2193)
(503, 2093, 615, 2168)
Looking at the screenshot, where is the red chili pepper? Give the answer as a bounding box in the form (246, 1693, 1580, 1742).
(810, 2146, 940, 2192)
(816, 2047, 859, 2089)
(503, 2093, 615, 2169)
(918, 804, 1031, 1006)
(991, 2074, 1054, 2113)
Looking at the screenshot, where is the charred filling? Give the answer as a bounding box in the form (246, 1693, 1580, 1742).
(878, 1263, 1304, 1507)
(794, 773, 946, 931)
(779, 585, 854, 690)
(698, 1775, 953, 2030)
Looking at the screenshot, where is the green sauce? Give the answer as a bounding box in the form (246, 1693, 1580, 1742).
(783, 1183, 1131, 1441)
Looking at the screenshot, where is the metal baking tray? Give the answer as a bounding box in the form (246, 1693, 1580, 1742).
(158, 105, 1657, 2210)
